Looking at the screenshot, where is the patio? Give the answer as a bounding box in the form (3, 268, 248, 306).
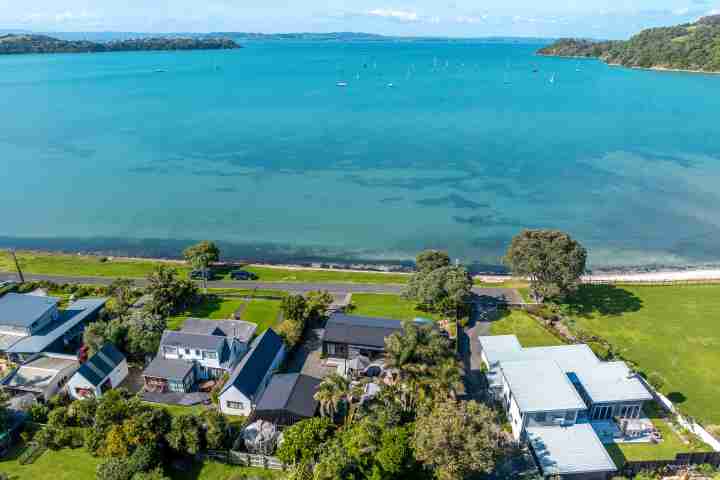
(591, 416, 657, 444)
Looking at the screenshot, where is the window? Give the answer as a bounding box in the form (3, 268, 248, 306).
(326, 343, 336, 355)
(185, 349, 191, 355)
(226, 401, 244, 410)
(565, 411, 575, 422)
(163, 346, 178, 356)
(535, 412, 546, 422)
(195, 350, 200, 356)
(205, 351, 217, 360)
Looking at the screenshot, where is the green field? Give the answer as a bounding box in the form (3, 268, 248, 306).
(489, 309, 563, 347)
(563, 284, 720, 425)
(350, 293, 444, 322)
(0, 250, 409, 284)
(168, 296, 282, 333)
(0, 446, 280, 480)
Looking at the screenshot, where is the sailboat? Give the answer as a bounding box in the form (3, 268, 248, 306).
(337, 81, 348, 87)
(549, 73, 556, 84)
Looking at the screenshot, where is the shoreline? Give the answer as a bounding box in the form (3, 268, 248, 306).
(538, 53, 720, 75)
(8, 248, 720, 284)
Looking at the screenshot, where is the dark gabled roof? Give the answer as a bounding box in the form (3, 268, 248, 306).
(143, 356, 194, 381)
(255, 373, 320, 418)
(160, 330, 226, 351)
(75, 343, 126, 386)
(323, 314, 402, 349)
(222, 328, 284, 398)
(0, 293, 58, 328)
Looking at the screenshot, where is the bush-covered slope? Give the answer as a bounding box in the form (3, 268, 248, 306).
(538, 14, 720, 72)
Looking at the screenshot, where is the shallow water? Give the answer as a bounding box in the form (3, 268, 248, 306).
(1, 40, 720, 268)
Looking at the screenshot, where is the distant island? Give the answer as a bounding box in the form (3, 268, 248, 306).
(538, 14, 720, 73)
(0, 34, 240, 55)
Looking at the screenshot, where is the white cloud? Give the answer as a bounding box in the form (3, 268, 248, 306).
(672, 7, 691, 15)
(366, 8, 421, 22)
(454, 15, 488, 24)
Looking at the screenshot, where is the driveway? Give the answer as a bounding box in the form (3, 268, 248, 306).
(459, 301, 502, 401)
(283, 328, 334, 380)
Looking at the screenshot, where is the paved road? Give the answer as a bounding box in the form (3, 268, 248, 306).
(0, 271, 520, 299)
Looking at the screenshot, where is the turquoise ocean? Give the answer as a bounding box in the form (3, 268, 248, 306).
(1, 39, 720, 270)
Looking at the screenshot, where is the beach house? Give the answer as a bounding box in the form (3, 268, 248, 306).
(321, 314, 403, 363)
(143, 318, 256, 393)
(479, 334, 653, 479)
(219, 328, 285, 417)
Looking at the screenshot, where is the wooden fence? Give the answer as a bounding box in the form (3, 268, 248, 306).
(198, 449, 286, 471)
(623, 451, 720, 476)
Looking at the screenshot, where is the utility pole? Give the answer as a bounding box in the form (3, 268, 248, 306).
(10, 249, 25, 284)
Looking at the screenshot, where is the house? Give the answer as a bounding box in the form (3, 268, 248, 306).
(143, 356, 196, 393)
(0, 293, 107, 363)
(253, 373, 321, 426)
(478, 335, 653, 479)
(67, 343, 128, 400)
(1, 352, 80, 402)
(322, 314, 403, 363)
(219, 328, 285, 417)
(158, 318, 256, 381)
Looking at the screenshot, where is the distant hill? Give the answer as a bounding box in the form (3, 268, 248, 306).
(0, 34, 240, 55)
(538, 14, 720, 73)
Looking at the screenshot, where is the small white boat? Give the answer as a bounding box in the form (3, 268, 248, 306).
(387, 83, 395, 88)
(550, 73, 556, 84)
(337, 81, 348, 87)
(154, 69, 167, 73)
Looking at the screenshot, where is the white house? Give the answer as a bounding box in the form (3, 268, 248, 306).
(478, 335, 653, 480)
(157, 318, 256, 381)
(1, 352, 80, 402)
(219, 328, 285, 417)
(68, 343, 128, 400)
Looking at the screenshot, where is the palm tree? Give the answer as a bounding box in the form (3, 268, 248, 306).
(430, 358, 463, 400)
(314, 373, 349, 421)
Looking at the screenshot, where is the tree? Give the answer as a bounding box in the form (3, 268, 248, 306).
(305, 290, 333, 325)
(202, 410, 228, 450)
(276, 417, 334, 465)
(281, 294, 307, 323)
(416, 250, 451, 273)
(504, 229, 587, 302)
(107, 278, 136, 321)
(145, 265, 198, 317)
(132, 469, 169, 480)
(183, 241, 220, 291)
(404, 250, 472, 315)
(414, 399, 509, 480)
(166, 414, 202, 455)
(126, 313, 166, 359)
(96, 458, 133, 480)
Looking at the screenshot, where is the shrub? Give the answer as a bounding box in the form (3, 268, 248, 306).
(28, 403, 50, 423)
(17, 442, 47, 465)
(647, 372, 666, 392)
(96, 457, 133, 480)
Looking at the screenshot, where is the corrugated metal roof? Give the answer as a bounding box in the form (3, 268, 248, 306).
(76, 343, 125, 387)
(6, 298, 107, 354)
(255, 373, 320, 418)
(161, 330, 226, 351)
(181, 318, 256, 343)
(223, 328, 284, 398)
(142, 356, 194, 381)
(501, 360, 586, 413)
(0, 293, 58, 328)
(323, 314, 402, 349)
(527, 424, 617, 475)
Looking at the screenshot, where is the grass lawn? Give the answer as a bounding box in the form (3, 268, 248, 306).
(234, 265, 409, 284)
(604, 403, 709, 467)
(489, 309, 563, 347)
(168, 295, 282, 333)
(0, 446, 280, 480)
(350, 294, 444, 322)
(561, 284, 720, 425)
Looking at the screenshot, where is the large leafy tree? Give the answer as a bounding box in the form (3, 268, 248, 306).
(144, 265, 198, 317)
(504, 229, 587, 302)
(107, 278, 136, 321)
(166, 414, 202, 455)
(277, 294, 308, 347)
(414, 399, 509, 480)
(404, 250, 472, 316)
(202, 410, 228, 450)
(276, 417, 335, 466)
(183, 240, 220, 290)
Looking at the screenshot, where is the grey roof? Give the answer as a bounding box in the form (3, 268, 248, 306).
(0, 293, 58, 328)
(323, 314, 403, 349)
(255, 373, 320, 418)
(223, 328, 284, 398)
(181, 318, 257, 343)
(6, 298, 107, 354)
(3, 354, 79, 392)
(75, 343, 125, 387)
(527, 424, 617, 476)
(143, 356, 194, 381)
(501, 360, 586, 413)
(479, 335, 651, 406)
(161, 330, 226, 351)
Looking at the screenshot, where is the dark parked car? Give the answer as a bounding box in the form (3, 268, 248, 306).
(230, 270, 257, 281)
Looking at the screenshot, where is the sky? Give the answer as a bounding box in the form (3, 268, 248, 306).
(1, 0, 719, 39)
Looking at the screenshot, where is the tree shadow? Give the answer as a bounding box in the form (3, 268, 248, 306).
(562, 284, 643, 317)
(667, 392, 687, 404)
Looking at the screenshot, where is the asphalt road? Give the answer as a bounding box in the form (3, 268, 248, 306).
(0, 271, 521, 299)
